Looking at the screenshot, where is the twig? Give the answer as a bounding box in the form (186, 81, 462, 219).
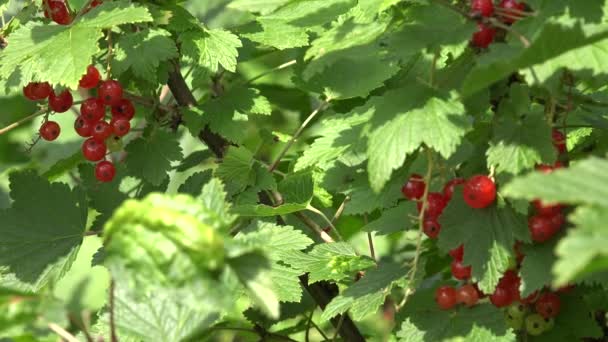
(295, 212, 334, 243)
(0, 108, 47, 135)
(332, 315, 345, 341)
(106, 30, 113, 79)
(305, 309, 314, 342)
(109, 280, 118, 342)
(268, 98, 331, 172)
(331, 196, 350, 223)
(364, 214, 376, 261)
(74, 0, 95, 21)
(494, 6, 536, 17)
(48, 323, 80, 342)
(488, 18, 531, 47)
(307, 205, 343, 241)
(242, 59, 297, 85)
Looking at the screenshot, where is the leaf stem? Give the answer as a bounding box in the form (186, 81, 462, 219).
(243, 59, 297, 85)
(331, 196, 350, 223)
(307, 205, 343, 241)
(488, 18, 530, 47)
(332, 314, 346, 341)
(364, 214, 376, 261)
(0, 108, 48, 135)
(48, 323, 80, 342)
(105, 29, 113, 79)
(268, 98, 331, 172)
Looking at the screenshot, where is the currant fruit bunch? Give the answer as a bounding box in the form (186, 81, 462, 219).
(469, 0, 529, 49)
(42, 0, 102, 25)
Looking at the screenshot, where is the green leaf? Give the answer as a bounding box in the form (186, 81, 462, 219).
(177, 170, 213, 197)
(242, 22, 310, 50)
(398, 289, 514, 342)
(0, 171, 86, 287)
(79, 164, 128, 230)
(176, 150, 213, 172)
(227, 0, 290, 15)
(282, 242, 375, 283)
(0, 2, 152, 88)
(180, 28, 242, 73)
(363, 202, 417, 235)
(215, 146, 255, 194)
(125, 129, 183, 186)
(553, 206, 608, 286)
(103, 193, 229, 288)
(232, 171, 314, 216)
(183, 87, 271, 143)
(503, 157, 608, 206)
(112, 28, 178, 83)
(366, 85, 471, 192)
(462, 21, 608, 96)
(438, 189, 529, 293)
(321, 261, 407, 321)
(519, 241, 557, 297)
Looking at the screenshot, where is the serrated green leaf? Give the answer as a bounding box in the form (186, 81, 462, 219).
(282, 242, 375, 283)
(177, 170, 213, 197)
(0, 171, 86, 288)
(215, 146, 255, 194)
(125, 129, 183, 186)
(0, 2, 152, 88)
(321, 261, 407, 321)
(362, 202, 417, 235)
(176, 150, 213, 172)
(227, 0, 290, 15)
(519, 241, 557, 297)
(112, 28, 178, 83)
(366, 85, 471, 192)
(438, 188, 529, 293)
(180, 28, 242, 73)
(503, 157, 608, 206)
(79, 164, 128, 231)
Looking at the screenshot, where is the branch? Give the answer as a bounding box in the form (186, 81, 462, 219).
(0, 108, 47, 135)
(48, 323, 80, 342)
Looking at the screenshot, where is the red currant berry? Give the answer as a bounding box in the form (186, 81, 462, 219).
(110, 118, 131, 137)
(417, 192, 448, 217)
(45, 0, 71, 25)
(522, 290, 540, 304)
(443, 178, 465, 201)
(449, 245, 464, 261)
(91, 0, 102, 7)
(74, 116, 93, 137)
(552, 129, 567, 153)
(535, 164, 554, 174)
(535, 292, 561, 318)
(514, 241, 525, 264)
(39, 121, 61, 141)
(490, 284, 514, 308)
(423, 217, 441, 239)
(80, 98, 106, 122)
(532, 199, 562, 217)
(98, 80, 123, 106)
(471, 0, 494, 17)
(472, 23, 496, 48)
(498, 0, 526, 23)
(457, 284, 480, 307)
(549, 212, 565, 231)
(463, 175, 496, 209)
(111, 99, 135, 120)
(528, 215, 556, 243)
(79, 65, 101, 89)
(82, 137, 107, 161)
(92, 121, 113, 142)
(401, 174, 425, 200)
(48, 89, 73, 113)
(451, 259, 472, 280)
(435, 286, 458, 310)
(23, 82, 52, 100)
(95, 160, 116, 183)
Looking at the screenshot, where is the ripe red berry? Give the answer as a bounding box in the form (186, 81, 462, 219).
(498, 0, 526, 23)
(552, 129, 567, 153)
(490, 284, 514, 308)
(23, 82, 52, 100)
(95, 160, 116, 183)
(91, 0, 102, 7)
(401, 174, 425, 200)
(48, 89, 73, 113)
(451, 259, 472, 280)
(82, 137, 107, 161)
(443, 178, 465, 201)
(522, 290, 540, 304)
(500, 270, 522, 301)
(98, 80, 124, 106)
(79, 65, 101, 89)
(532, 199, 562, 217)
(536, 164, 554, 174)
(535, 293, 561, 318)
(471, 0, 494, 17)
(39, 121, 61, 141)
(110, 118, 131, 137)
(417, 192, 448, 217)
(549, 212, 565, 231)
(449, 245, 464, 261)
(528, 215, 556, 243)
(45, 0, 71, 25)
(514, 241, 525, 264)
(457, 284, 480, 307)
(435, 286, 458, 310)
(111, 98, 136, 120)
(74, 116, 93, 137)
(472, 23, 496, 48)
(463, 175, 496, 209)
(80, 98, 106, 122)
(92, 121, 113, 141)
(423, 217, 441, 239)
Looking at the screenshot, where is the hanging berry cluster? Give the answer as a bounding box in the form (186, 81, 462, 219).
(470, 0, 528, 48)
(23, 65, 135, 183)
(42, 0, 102, 25)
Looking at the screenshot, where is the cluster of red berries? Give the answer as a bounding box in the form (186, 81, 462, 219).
(23, 65, 135, 183)
(42, 0, 102, 25)
(470, 0, 527, 48)
(528, 129, 569, 242)
(435, 283, 482, 309)
(504, 287, 568, 336)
